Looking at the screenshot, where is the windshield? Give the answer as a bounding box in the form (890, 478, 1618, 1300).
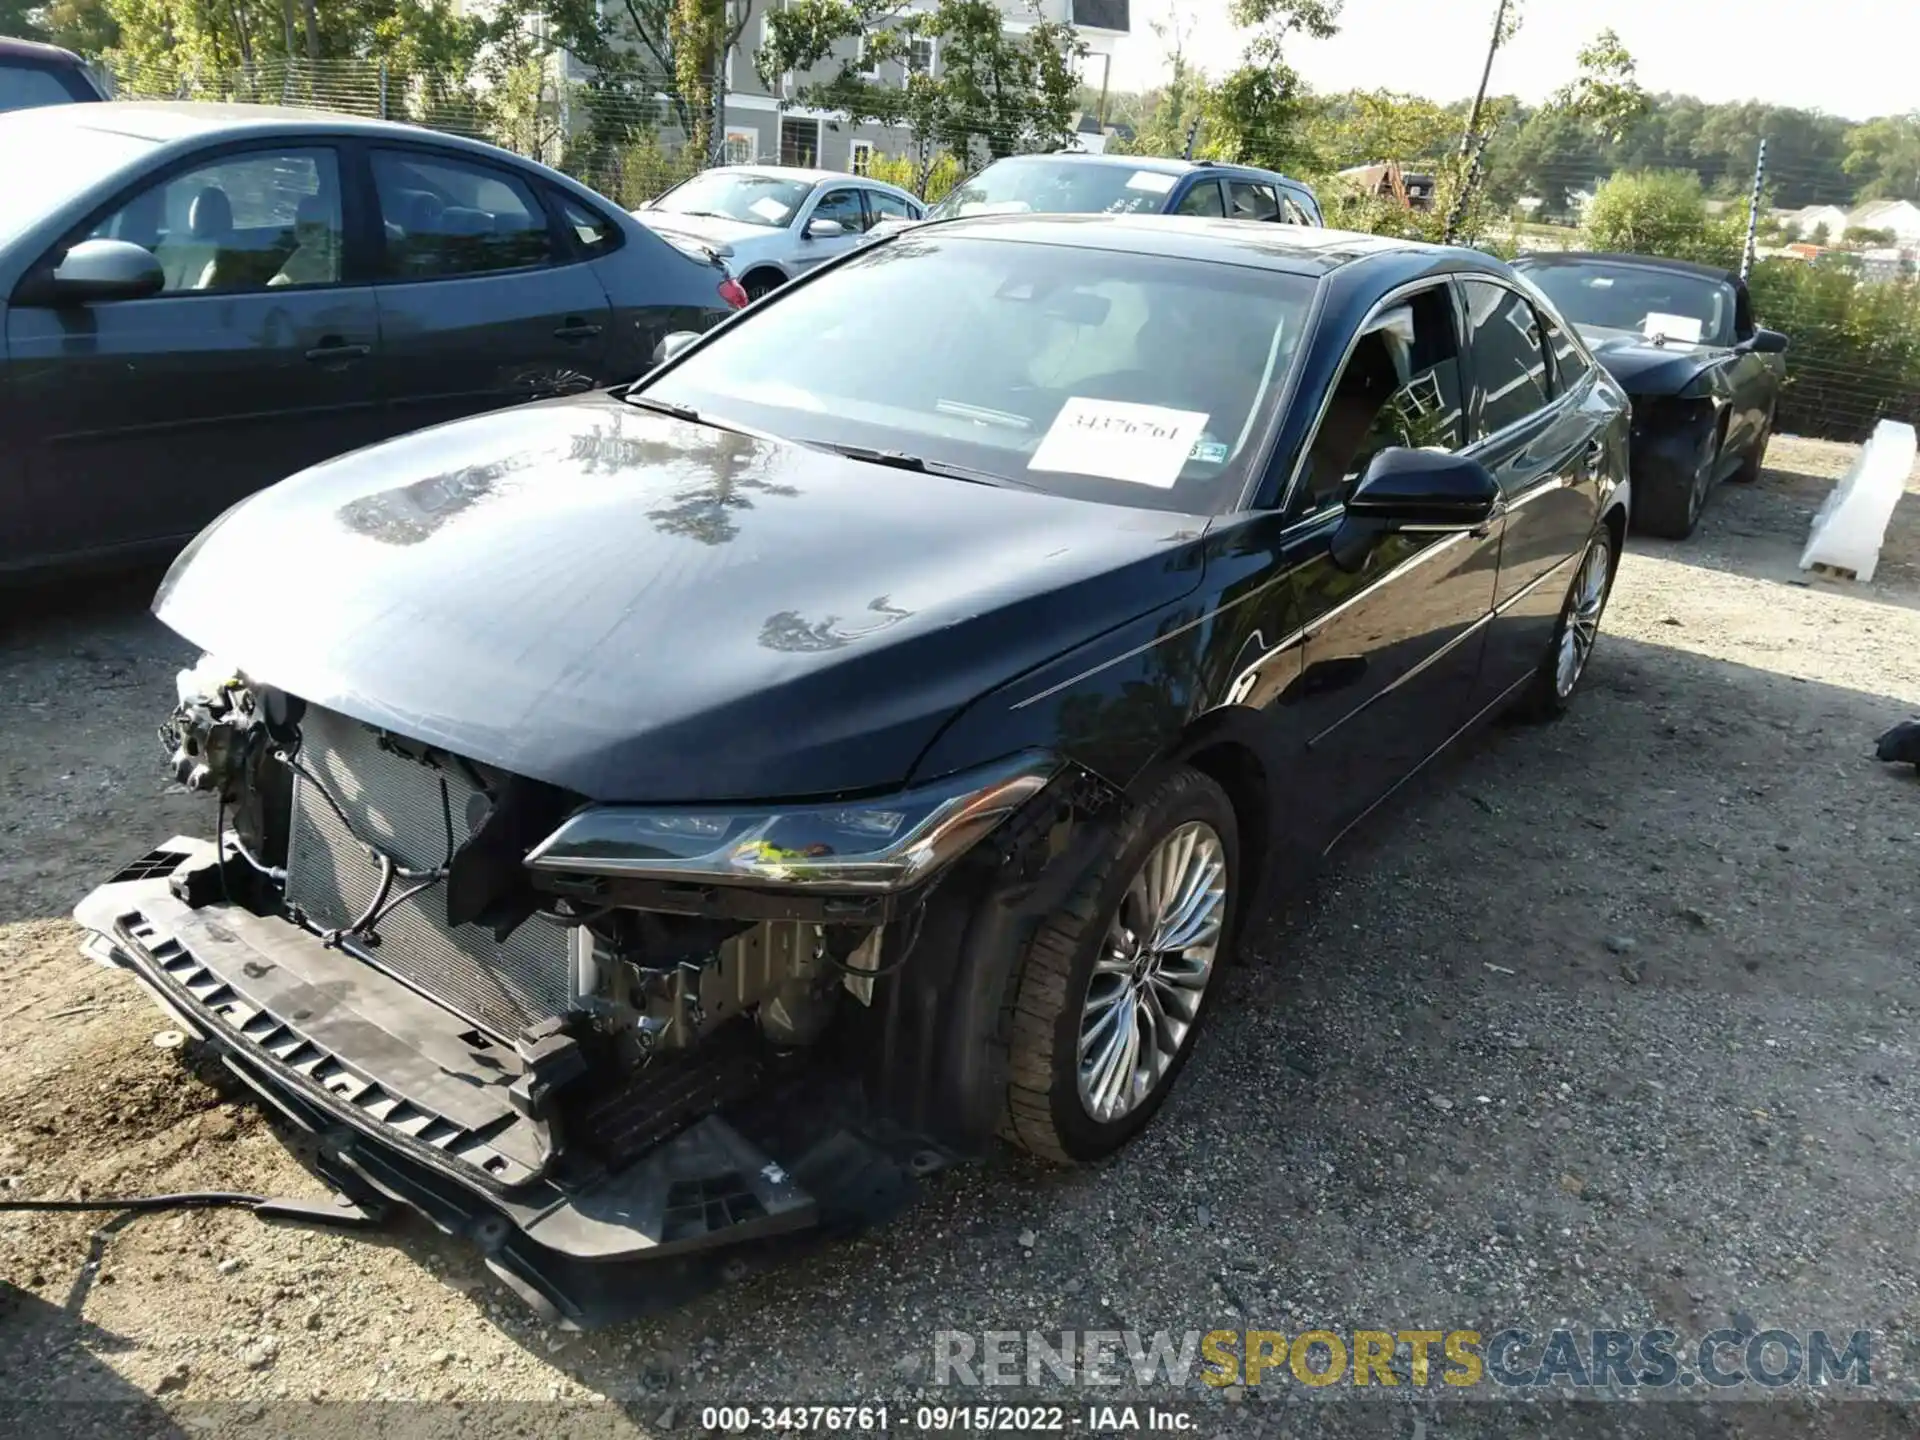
(639, 234, 1317, 514)
(1522, 260, 1735, 347)
(0, 118, 154, 247)
(927, 160, 1184, 220)
(648, 171, 811, 229)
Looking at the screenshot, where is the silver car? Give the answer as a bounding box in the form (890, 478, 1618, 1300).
(634, 165, 925, 302)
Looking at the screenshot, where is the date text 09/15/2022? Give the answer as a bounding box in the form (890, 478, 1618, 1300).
(698, 1405, 1197, 1432)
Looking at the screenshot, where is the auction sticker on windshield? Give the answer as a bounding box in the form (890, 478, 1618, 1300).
(750, 196, 792, 222)
(1126, 170, 1178, 194)
(1643, 311, 1704, 343)
(1029, 398, 1209, 487)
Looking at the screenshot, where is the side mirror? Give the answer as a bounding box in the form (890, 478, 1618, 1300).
(1740, 326, 1789, 355)
(1332, 448, 1501, 568)
(653, 330, 702, 365)
(804, 217, 846, 240)
(45, 239, 165, 305)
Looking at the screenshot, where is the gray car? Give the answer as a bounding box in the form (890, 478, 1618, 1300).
(0, 102, 746, 578)
(634, 165, 925, 301)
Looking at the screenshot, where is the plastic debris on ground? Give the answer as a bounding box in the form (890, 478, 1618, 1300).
(1799, 418, 1917, 583)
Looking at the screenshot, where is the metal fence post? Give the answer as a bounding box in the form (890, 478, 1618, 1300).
(379, 61, 388, 120)
(1742, 136, 1769, 281)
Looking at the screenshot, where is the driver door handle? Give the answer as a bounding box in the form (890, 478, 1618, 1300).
(553, 317, 604, 341)
(305, 338, 370, 363)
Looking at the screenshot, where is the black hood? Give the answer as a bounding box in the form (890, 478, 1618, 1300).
(154, 392, 1207, 803)
(1577, 325, 1722, 395)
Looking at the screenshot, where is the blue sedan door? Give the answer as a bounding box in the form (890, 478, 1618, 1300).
(365, 145, 613, 437)
(1254, 279, 1503, 850)
(3, 141, 383, 568)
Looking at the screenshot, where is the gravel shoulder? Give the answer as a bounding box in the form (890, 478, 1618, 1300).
(3, 437, 1920, 1437)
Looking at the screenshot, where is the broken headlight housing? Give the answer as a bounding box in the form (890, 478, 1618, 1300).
(524, 752, 1059, 893)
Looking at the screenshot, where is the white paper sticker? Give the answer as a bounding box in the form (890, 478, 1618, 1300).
(1643, 312, 1704, 344)
(1125, 170, 1177, 195)
(1028, 399, 1210, 487)
(750, 196, 792, 223)
(959, 199, 1033, 216)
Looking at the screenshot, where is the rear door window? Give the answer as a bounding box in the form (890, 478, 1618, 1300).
(1175, 180, 1226, 217)
(1461, 279, 1551, 437)
(1227, 180, 1282, 222)
(371, 148, 554, 279)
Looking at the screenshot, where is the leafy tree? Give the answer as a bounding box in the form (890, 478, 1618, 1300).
(1583, 169, 1743, 267)
(1842, 113, 1920, 203)
(1843, 225, 1896, 247)
(1551, 28, 1647, 144)
(1, 0, 48, 40)
(756, 0, 1085, 165)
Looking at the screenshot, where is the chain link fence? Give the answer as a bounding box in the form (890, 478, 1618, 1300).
(100, 54, 1920, 443)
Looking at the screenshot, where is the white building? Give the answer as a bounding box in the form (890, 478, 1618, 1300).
(702, 0, 1130, 174)
(1847, 198, 1920, 245)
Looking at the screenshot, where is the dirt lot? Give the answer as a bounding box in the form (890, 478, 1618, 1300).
(4, 435, 1920, 1438)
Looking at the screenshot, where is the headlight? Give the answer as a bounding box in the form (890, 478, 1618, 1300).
(524, 752, 1060, 892)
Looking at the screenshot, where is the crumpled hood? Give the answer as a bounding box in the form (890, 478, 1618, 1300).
(154, 393, 1207, 803)
(1579, 325, 1722, 394)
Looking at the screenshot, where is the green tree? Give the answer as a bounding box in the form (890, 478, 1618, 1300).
(1551, 27, 1647, 144)
(1583, 169, 1743, 267)
(1842, 113, 1920, 203)
(757, 0, 1085, 164)
(1, 0, 48, 40)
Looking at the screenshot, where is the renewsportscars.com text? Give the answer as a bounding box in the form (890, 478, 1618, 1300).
(931, 1327, 1874, 1391)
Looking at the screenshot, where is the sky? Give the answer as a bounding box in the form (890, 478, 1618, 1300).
(1105, 0, 1918, 123)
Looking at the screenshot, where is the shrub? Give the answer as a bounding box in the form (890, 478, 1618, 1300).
(863, 150, 967, 204)
(1748, 259, 1920, 442)
(1583, 169, 1744, 268)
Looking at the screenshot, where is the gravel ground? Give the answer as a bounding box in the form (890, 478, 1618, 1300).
(3, 435, 1920, 1439)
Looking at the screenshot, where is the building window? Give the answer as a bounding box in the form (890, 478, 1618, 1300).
(856, 35, 880, 81)
(905, 36, 935, 86)
(780, 116, 821, 168)
(724, 128, 757, 165)
(850, 141, 873, 175)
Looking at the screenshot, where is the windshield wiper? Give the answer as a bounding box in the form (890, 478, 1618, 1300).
(621, 393, 749, 435)
(802, 441, 1018, 488)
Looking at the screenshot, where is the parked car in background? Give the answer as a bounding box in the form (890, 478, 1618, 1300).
(869, 153, 1323, 242)
(80, 216, 1628, 1324)
(0, 101, 745, 579)
(633, 164, 926, 301)
(1511, 251, 1788, 539)
(0, 35, 108, 111)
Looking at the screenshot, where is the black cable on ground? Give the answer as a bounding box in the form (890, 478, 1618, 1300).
(0, 1191, 267, 1215)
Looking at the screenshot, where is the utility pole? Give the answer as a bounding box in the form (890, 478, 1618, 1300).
(1741, 136, 1769, 281)
(1459, 0, 1510, 158)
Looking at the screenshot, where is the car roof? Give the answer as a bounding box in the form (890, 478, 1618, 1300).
(708, 163, 907, 191)
(923, 212, 1458, 277)
(0, 98, 508, 142)
(1515, 250, 1741, 287)
(0, 34, 86, 64)
(972, 151, 1313, 189)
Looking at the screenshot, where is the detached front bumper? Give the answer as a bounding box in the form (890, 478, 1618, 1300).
(73, 839, 902, 1327)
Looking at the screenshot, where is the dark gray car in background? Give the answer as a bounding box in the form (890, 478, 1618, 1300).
(0, 35, 109, 111)
(0, 102, 744, 578)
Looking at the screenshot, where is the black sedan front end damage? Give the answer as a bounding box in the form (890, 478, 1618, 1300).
(76, 662, 1117, 1327)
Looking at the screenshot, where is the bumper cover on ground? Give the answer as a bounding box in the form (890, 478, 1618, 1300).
(73, 839, 846, 1326)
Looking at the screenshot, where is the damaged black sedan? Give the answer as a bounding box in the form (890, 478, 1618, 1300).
(79, 216, 1630, 1326)
(1512, 251, 1788, 539)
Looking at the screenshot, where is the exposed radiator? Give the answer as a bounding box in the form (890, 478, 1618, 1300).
(284, 706, 571, 1039)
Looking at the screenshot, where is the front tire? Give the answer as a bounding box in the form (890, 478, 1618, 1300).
(1514, 525, 1618, 723)
(1635, 418, 1721, 540)
(741, 269, 783, 302)
(1001, 767, 1239, 1165)
(1732, 404, 1775, 484)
